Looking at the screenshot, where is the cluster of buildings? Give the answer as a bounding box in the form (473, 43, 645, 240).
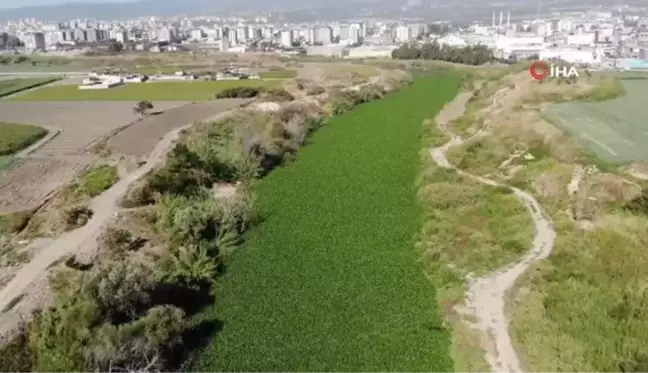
(1, 10, 648, 68)
(78, 67, 261, 90)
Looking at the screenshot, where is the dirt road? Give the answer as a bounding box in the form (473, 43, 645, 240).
(0, 110, 236, 314)
(430, 88, 556, 372)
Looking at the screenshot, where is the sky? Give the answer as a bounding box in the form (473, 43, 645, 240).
(0, 0, 128, 9)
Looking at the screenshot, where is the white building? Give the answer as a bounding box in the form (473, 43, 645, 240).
(157, 28, 174, 42)
(395, 25, 410, 42)
(24, 32, 46, 50)
(190, 29, 203, 40)
(567, 33, 595, 46)
(280, 30, 293, 47)
(346, 45, 398, 58)
(539, 48, 601, 65)
(314, 27, 332, 44)
(436, 35, 468, 47)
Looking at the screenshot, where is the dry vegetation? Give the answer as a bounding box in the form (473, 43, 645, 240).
(423, 67, 648, 371)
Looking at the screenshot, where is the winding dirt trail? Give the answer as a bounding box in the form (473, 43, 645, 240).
(0, 110, 237, 314)
(430, 89, 556, 372)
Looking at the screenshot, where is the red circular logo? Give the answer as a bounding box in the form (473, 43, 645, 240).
(529, 61, 550, 81)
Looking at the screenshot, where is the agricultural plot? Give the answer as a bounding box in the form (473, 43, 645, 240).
(0, 122, 48, 156)
(544, 80, 648, 163)
(10, 80, 280, 102)
(0, 77, 59, 98)
(108, 98, 248, 157)
(192, 74, 461, 371)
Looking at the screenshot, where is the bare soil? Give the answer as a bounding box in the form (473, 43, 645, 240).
(108, 99, 249, 158)
(0, 102, 185, 157)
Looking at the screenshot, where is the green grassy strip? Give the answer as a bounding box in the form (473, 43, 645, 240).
(0, 122, 48, 156)
(10, 80, 279, 102)
(0, 77, 60, 99)
(259, 69, 298, 79)
(191, 73, 461, 371)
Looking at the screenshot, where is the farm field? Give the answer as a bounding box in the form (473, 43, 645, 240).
(108, 98, 248, 157)
(259, 69, 298, 78)
(9, 79, 281, 101)
(191, 74, 461, 371)
(0, 100, 209, 214)
(0, 101, 184, 157)
(0, 77, 60, 98)
(544, 80, 648, 163)
(0, 122, 48, 156)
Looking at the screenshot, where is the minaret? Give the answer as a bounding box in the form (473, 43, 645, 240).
(499, 12, 503, 27)
(507, 11, 510, 27)
(492, 12, 495, 28)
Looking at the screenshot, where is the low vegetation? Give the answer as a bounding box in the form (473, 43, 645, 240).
(79, 165, 119, 197)
(259, 69, 297, 79)
(0, 77, 60, 98)
(0, 122, 48, 156)
(11, 80, 279, 102)
(190, 73, 461, 371)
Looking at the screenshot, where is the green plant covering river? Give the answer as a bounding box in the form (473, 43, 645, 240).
(191, 73, 462, 371)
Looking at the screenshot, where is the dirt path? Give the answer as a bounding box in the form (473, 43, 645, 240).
(430, 88, 556, 372)
(0, 110, 236, 313)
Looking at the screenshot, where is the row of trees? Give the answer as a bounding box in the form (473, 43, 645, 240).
(391, 41, 495, 66)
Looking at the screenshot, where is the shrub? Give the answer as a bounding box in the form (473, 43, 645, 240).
(98, 227, 136, 259)
(0, 324, 33, 372)
(215, 87, 262, 99)
(259, 88, 294, 102)
(61, 206, 93, 230)
(305, 84, 325, 95)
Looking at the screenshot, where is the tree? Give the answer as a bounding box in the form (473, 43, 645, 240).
(133, 100, 154, 117)
(107, 40, 124, 53)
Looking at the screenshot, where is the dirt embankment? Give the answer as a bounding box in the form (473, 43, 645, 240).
(429, 87, 556, 373)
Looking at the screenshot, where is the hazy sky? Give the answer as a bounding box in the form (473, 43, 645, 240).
(0, 0, 127, 9)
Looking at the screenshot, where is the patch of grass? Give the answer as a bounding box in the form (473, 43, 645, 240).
(510, 214, 648, 372)
(191, 74, 462, 371)
(0, 155, 16, 172)
(259, 69, 297, 79)
(0, 77, 60, 98)
(79, 165, 119, 197)
(0, 122, 48, 156)
(11, 80, 279, 101)
(0, 210, 33, 235)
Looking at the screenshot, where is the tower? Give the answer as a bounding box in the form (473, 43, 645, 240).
(507, 11, 510, 27)
(499, 12, 503, 27)
(492, 12, 495, 28)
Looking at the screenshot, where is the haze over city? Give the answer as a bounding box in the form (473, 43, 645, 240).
(0, 0, 646, 372)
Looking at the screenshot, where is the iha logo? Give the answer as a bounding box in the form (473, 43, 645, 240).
(529, 61, 579, 81)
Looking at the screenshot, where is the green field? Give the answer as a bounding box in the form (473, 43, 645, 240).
(10, 80, 280, 101)
(259, 69, 298, 79)
(0, 77, 60, 98)
(191, 74, 461, 371)
(544, 80, 648, 162)
(0, 122, 48, 156)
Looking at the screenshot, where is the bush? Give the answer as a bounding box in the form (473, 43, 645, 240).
(61, 206, 93, 230)
(0, 324, 33, 372)
(305, 84, 325, 95)
(259, 88, 294, 102)
(215, 87, 262, 99)
(98, 227, 136, 259)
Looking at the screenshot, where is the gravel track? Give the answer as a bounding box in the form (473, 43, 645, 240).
(430, 88, 556, 373)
